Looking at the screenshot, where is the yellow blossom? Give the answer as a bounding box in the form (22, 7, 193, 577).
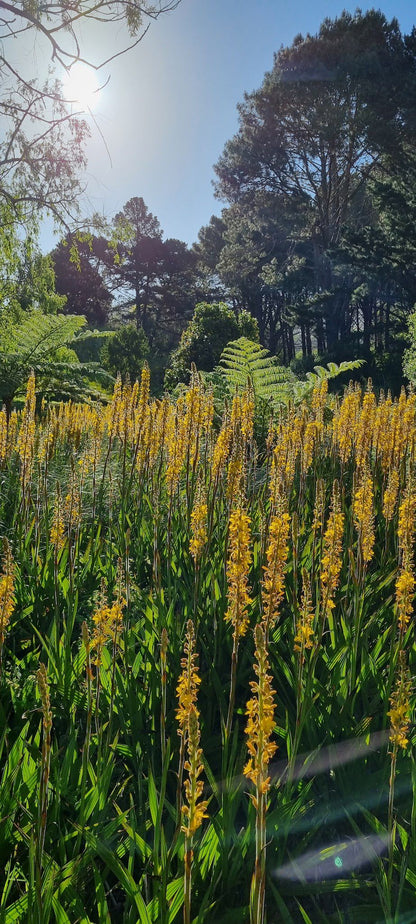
(395, 569, 415, 632)
(181, 705, 208, 838)
(189, 498, 208, 563)
(0, 540, 16, 652)
(320, 481, 344, 611)
(244, 624, 277, 794)
(353, 467, 375, 565)
(294, 572, 314, 656)
(388, 653, 412, 750)
(176, 620, 200, 736)
(383, 469, 400, 523)
(261, 511, 290, 635)
(225, 508, 252, 642)
(212, 425, 232, 481)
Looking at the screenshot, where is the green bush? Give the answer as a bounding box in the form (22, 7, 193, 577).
(164, 302, 258, 389)
(101, 323, 149, 382)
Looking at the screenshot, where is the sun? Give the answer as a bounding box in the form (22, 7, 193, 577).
(62, 63, 101, 112)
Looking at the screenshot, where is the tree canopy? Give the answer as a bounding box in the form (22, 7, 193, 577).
(206, 10, 416, 381)
(0, 0, 182, 221)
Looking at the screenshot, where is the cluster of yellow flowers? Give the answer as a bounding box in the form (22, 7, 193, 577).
(244, 624, 278, 798)
(91, 576, 125, 667)
(388, 652, 412, 750)
(175, 621, 208, 846)
(353, 466, 375, 566)
(320, 481, 344, 612)
(294, 572, 314, 656)
(224, 508, 252, 642)
(181, 705, 209, 838)
(262, 511, 291, 637)
(176, 620, 201, 736)
(383, 469, 400, 524)
(16, 372, 36, 490)
(396, 482, 416, 633)
(0, 540, 16, 655)
(189, 497, 208, 563)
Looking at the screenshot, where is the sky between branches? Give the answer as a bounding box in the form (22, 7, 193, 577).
(16, 0, 416, 251)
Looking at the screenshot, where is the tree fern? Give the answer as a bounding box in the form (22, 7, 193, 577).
(0, 309, 113, 412)
(218, 337, 364, 408)
(292, 359, 365, 402)
(219, 337, 297, 403)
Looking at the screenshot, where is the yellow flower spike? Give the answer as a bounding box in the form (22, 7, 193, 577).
(63, 473, 81, 535)
(6, 411, 18, 458)
(16, 372, 36, 491)
(0, 407, 8, 465)
(294, 571, 314, 656)
(165, 401, 188, 497)
(261, 509, 290, 638)
(212, 424, 232, 481)
(301, 420, 317, 475)
(355, 384, 376, 471)
(181, 695, 208, 924)
(181, 704, 208, 838)
(224, 506, 253, 738)
(332, 386, 361, 465)
(353, 466, 375, 566)
(395, 569, 415, 632)
(0, 539, 16, 661)
(241, 384, 255, 445)
(244, 624, 277, 924)
(175, 620, 200, 737)
(244, 624, 278, 791)
(91, 576, 125, 668)
(320, 481, 344, 613)
(225, 508, 252, 641)
(383, 469, 400, 524)
(50, 487, 65, 553)
(226, 447, 244, 504)
(108, 374, 123, 439)
(397, 485, 416, 561)
(312, 478, 326, 533)
(388, 651, 412, 751)
(189, 496, 208, 564)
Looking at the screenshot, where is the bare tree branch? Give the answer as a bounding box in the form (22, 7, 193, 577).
(0, 0, 182, 223)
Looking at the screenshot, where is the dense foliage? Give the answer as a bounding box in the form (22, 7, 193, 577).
(0, 371, 415, 921)
(194, 10, 416, 385)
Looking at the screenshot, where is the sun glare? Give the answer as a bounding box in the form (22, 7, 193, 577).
(62, 63, 101, 111)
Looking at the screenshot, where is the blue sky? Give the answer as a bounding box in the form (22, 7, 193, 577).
(37, 0, 416, 249)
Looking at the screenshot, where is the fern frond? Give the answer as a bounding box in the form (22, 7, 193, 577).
(294, 359, 365, 401)
(219, 337, 296, 402)
(218, 338, 365, 410)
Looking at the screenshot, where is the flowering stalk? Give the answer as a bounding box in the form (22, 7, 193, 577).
(160, 627, 169, 763)
(350, 466, 375, 691)
(36, 663, 52, 874)
(224, 507, 252, 738)
(91, 575, 125, 737)
(182, 705, 208, 924)
(387, 651, 412, 867)
(189, 489, 208, 617)
(0, 539, 16, 677)
(175, 620, 200, 818)
(289, 571, 315, 786)
(353, 465, 375, 578)
(319, 480, 344, 646)
(75, 622, 93, 854)
(396, 482, 416, 646)
(17, 372, 36, 512)
(244, 625, 277, 924)
(261, 509, 290, 643)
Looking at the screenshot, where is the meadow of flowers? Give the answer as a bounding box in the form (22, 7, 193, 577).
(0, 369, 415, 923)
